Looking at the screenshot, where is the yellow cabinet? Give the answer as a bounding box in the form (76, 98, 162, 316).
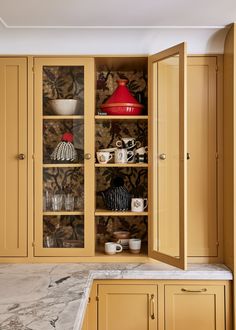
(90, 280, 230, 330)
(165, 284, 225, 330)
(97, 283, 157, 330)
(0, 58, 28, 257)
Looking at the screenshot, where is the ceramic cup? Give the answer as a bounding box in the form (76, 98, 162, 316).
(131, 198, 148, 212)
(135, 146, 148, 155)
(114, 148, 134, 164)
(105, 242, 123, 255)
(96, 151, 113, 164)
(113, 231, 130, 250)
(129, 238, 141, 254)
(136, 153, 147, 163)
(116, 138, 141, 150)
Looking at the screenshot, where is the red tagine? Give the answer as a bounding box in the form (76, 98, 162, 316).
(100, 79, 144, 115)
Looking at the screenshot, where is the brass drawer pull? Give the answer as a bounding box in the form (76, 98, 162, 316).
(150, 294, 155, 320)
(181, 288, 207, 293)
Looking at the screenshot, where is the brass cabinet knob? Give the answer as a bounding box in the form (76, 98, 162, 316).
(159, 153, 166, 160)
(18, 153, 25, 160)
(84, 153, 91, 160)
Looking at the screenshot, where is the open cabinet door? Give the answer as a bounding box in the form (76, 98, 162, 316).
(148, 43, 187, 269)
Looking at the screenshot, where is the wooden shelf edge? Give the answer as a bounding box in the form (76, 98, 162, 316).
(95, 163, 148, 167)
(43, 211, 84, 216)
(43, 164, 84, 168)
(95, 209, 148, 216)
(43, 115, 84, 120)
(95, 115, 148, 120)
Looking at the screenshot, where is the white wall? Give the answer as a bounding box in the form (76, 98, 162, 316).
(0, 23, 228, 55)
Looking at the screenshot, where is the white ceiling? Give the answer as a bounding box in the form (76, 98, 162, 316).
(0, 0, 235, 27)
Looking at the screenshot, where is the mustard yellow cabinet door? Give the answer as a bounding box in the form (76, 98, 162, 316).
(0, 58, 28, 257)
(34, 57, 95, 257)
(148, 43, 187, 269)
(187, 56, 218, 258)
(98, 284, 157, 330)
(165, 285, 225, 330)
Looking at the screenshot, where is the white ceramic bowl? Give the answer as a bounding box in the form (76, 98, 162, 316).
(49, 99, 78, 115)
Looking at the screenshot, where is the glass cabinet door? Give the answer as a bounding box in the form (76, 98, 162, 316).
(148, 43, 187, 269)
(34, 58, 94, 256)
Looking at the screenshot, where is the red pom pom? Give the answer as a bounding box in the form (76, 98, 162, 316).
(61, 132, 73, 143)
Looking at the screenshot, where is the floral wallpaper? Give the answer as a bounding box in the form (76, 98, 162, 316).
(43, 215, 84, 248)
(43, 66, 84, 115)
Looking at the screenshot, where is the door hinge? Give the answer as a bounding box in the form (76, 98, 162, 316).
(32, 67, 35, 73)
(216, 241, 220, 246)
(96, 296, 99, 302)
(216, 65, 219, 72)
(32, 241, 35, 247)
(216, 152, 219, 160)
(88, 297, 91, 304)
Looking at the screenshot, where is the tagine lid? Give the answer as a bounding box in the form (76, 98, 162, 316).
(101, 79, 144, 109)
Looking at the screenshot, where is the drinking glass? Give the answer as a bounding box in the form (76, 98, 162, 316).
(51, 194, 63, 211)
(64, 194, 75, 211)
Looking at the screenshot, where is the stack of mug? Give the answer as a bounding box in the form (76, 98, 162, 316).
(104, 238, 142, 255)
(96, 137, 148, 164)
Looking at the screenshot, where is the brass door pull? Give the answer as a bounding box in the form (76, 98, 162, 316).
(159, 153, 166, 160)
(84, 153, 91, 160)
(150, 294, 155, 320)
(181, 288, 207, 293)
(18, 153, 25, 160)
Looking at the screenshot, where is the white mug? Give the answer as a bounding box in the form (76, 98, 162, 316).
(129, 238, 141, 254)
(105, 242, 123, 255)
(96, 151, 113, 164)
(135, 146, 148, 155)
(114, 148, 133, 164)
(131, 198, 148, 212)
(116, 138, 141, 150)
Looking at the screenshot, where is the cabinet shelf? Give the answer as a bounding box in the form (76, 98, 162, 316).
(95, 115, 148, 120)
(43, 163, 84, 168)
(95, 242, 148, 257)
(95, 209, 148, 216)
(43, 211, 84, 216)
(95, 163, 148, 168)
(43, 115, 84, 120)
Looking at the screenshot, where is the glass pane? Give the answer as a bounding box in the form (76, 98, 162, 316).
(156, 55, 180, 257)
(43, 215, 84, 248)
(43, 119, 84, 164)
(43, 66, 84, 115)
(43, 167, 84, 212)
(41, 63, 85, 251)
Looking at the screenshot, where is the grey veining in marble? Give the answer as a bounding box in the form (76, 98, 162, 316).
(0, 263, 232, 330)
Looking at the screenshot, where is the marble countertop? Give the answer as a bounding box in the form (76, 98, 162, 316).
(0, 263, 232, 330)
